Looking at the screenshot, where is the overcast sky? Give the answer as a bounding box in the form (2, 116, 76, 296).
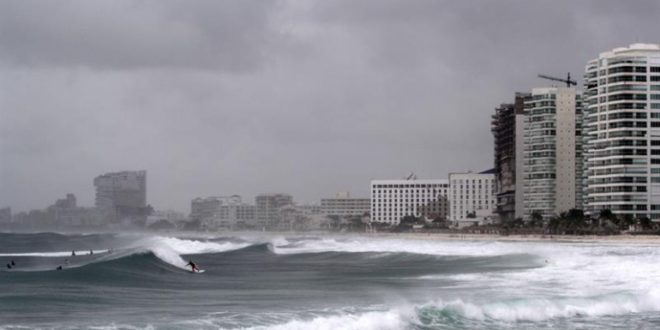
(1, 0, 659, 213)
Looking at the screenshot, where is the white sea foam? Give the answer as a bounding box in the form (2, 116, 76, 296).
(243, 309, 409, 330)
(87, 324, 155, 330)
(269, 236, 660, 297)
(268, 236, 518, 256)
(420, 288, 660, 323)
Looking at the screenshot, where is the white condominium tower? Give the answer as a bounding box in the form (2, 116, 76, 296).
(523, 87, 583, 220)
(583, 44, 660, 220)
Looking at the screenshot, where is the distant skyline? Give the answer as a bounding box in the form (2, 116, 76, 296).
(2, 0, 660, 212)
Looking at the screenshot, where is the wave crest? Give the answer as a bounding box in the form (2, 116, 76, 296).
(418, 290, 660, 323)
(126, 236, 250, 270)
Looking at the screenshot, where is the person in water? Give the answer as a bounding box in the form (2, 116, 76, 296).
(56, 266, 62, 270)
(11, 260, 15, 266)
(186, 260, 199, 272)
(6, 263, 11, 269)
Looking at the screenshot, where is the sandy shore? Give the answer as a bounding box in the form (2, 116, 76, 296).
(365, 232, 660, 244)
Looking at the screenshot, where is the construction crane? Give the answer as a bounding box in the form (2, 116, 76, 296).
(537, 72, 577, 87)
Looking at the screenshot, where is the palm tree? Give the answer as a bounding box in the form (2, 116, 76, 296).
(638, 216, 653, 230)
(529, 211, 544, 228)
(599, 209, 618, 228)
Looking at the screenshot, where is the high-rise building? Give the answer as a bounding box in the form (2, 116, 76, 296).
(491, 93, 529, 222)
(94, 170, 147, 223)
(523, 87, 583, 220)
(370, 179, 449, 225)
(514, 94, 529, 220)
(449, 171, 496, 221)
(583, 43, 660, 220)
(255, 193, 293, 229)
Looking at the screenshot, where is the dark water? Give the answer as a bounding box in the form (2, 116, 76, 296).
(1, 232, 660, 329)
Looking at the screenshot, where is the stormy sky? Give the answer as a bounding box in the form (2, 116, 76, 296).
(1, 0, 659, 213)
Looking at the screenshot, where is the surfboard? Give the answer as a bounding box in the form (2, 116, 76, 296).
(192, 269, 205, 274)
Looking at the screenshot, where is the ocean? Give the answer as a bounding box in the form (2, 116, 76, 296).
(1, 232, 660, 329)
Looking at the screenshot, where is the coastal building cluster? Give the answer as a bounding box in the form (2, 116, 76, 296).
(492, 44, 660, 224)
(2, 44, 660, 231)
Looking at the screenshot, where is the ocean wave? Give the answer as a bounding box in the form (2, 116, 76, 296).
(237, 290, 660, 330)
(267, 236, 516, 257)
(417, 290, 660, 324)
(0, 249, 108, 257)
(130, 236, 250, 270)
(0, 235, 250, 272)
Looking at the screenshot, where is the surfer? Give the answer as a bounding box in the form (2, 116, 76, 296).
(71, 251, 76, 256)
(6, 263, 11, 269)
(89, 250, 93, 255)
(186, 260, 199, 273)
(11, 260, 15, 266)
(56, 266, 62, 270)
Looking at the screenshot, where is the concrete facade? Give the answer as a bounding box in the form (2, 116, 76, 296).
(523, 88, 582, 219)
(515, 98, 527, 220)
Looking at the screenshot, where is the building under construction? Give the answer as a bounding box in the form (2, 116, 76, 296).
(491, 93, 528, 222)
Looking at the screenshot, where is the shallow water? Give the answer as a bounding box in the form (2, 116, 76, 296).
(1, 232, 659, 329)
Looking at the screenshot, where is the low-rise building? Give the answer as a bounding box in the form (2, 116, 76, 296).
(370, 179, 450, 225)
(321, 192, 370, 218)
(449, 171, 497, 222)
(256, 193, 294, 229)
(191, 195, 255, 230)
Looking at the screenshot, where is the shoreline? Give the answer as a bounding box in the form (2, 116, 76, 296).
(365, 231, 660, 244)
(4, 229, 660, 245)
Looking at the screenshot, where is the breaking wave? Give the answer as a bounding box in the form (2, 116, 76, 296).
(238, 290, 660, 330)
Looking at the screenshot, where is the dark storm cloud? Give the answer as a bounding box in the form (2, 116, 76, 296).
(1, 0, 659, 212)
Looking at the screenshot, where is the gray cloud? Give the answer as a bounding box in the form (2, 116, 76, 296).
(1, 0, 660, 212)
(0, 0, 279, 71)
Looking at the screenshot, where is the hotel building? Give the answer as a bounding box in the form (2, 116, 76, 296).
(321, 192, 371, 218)
(370, 179, 449, 224)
